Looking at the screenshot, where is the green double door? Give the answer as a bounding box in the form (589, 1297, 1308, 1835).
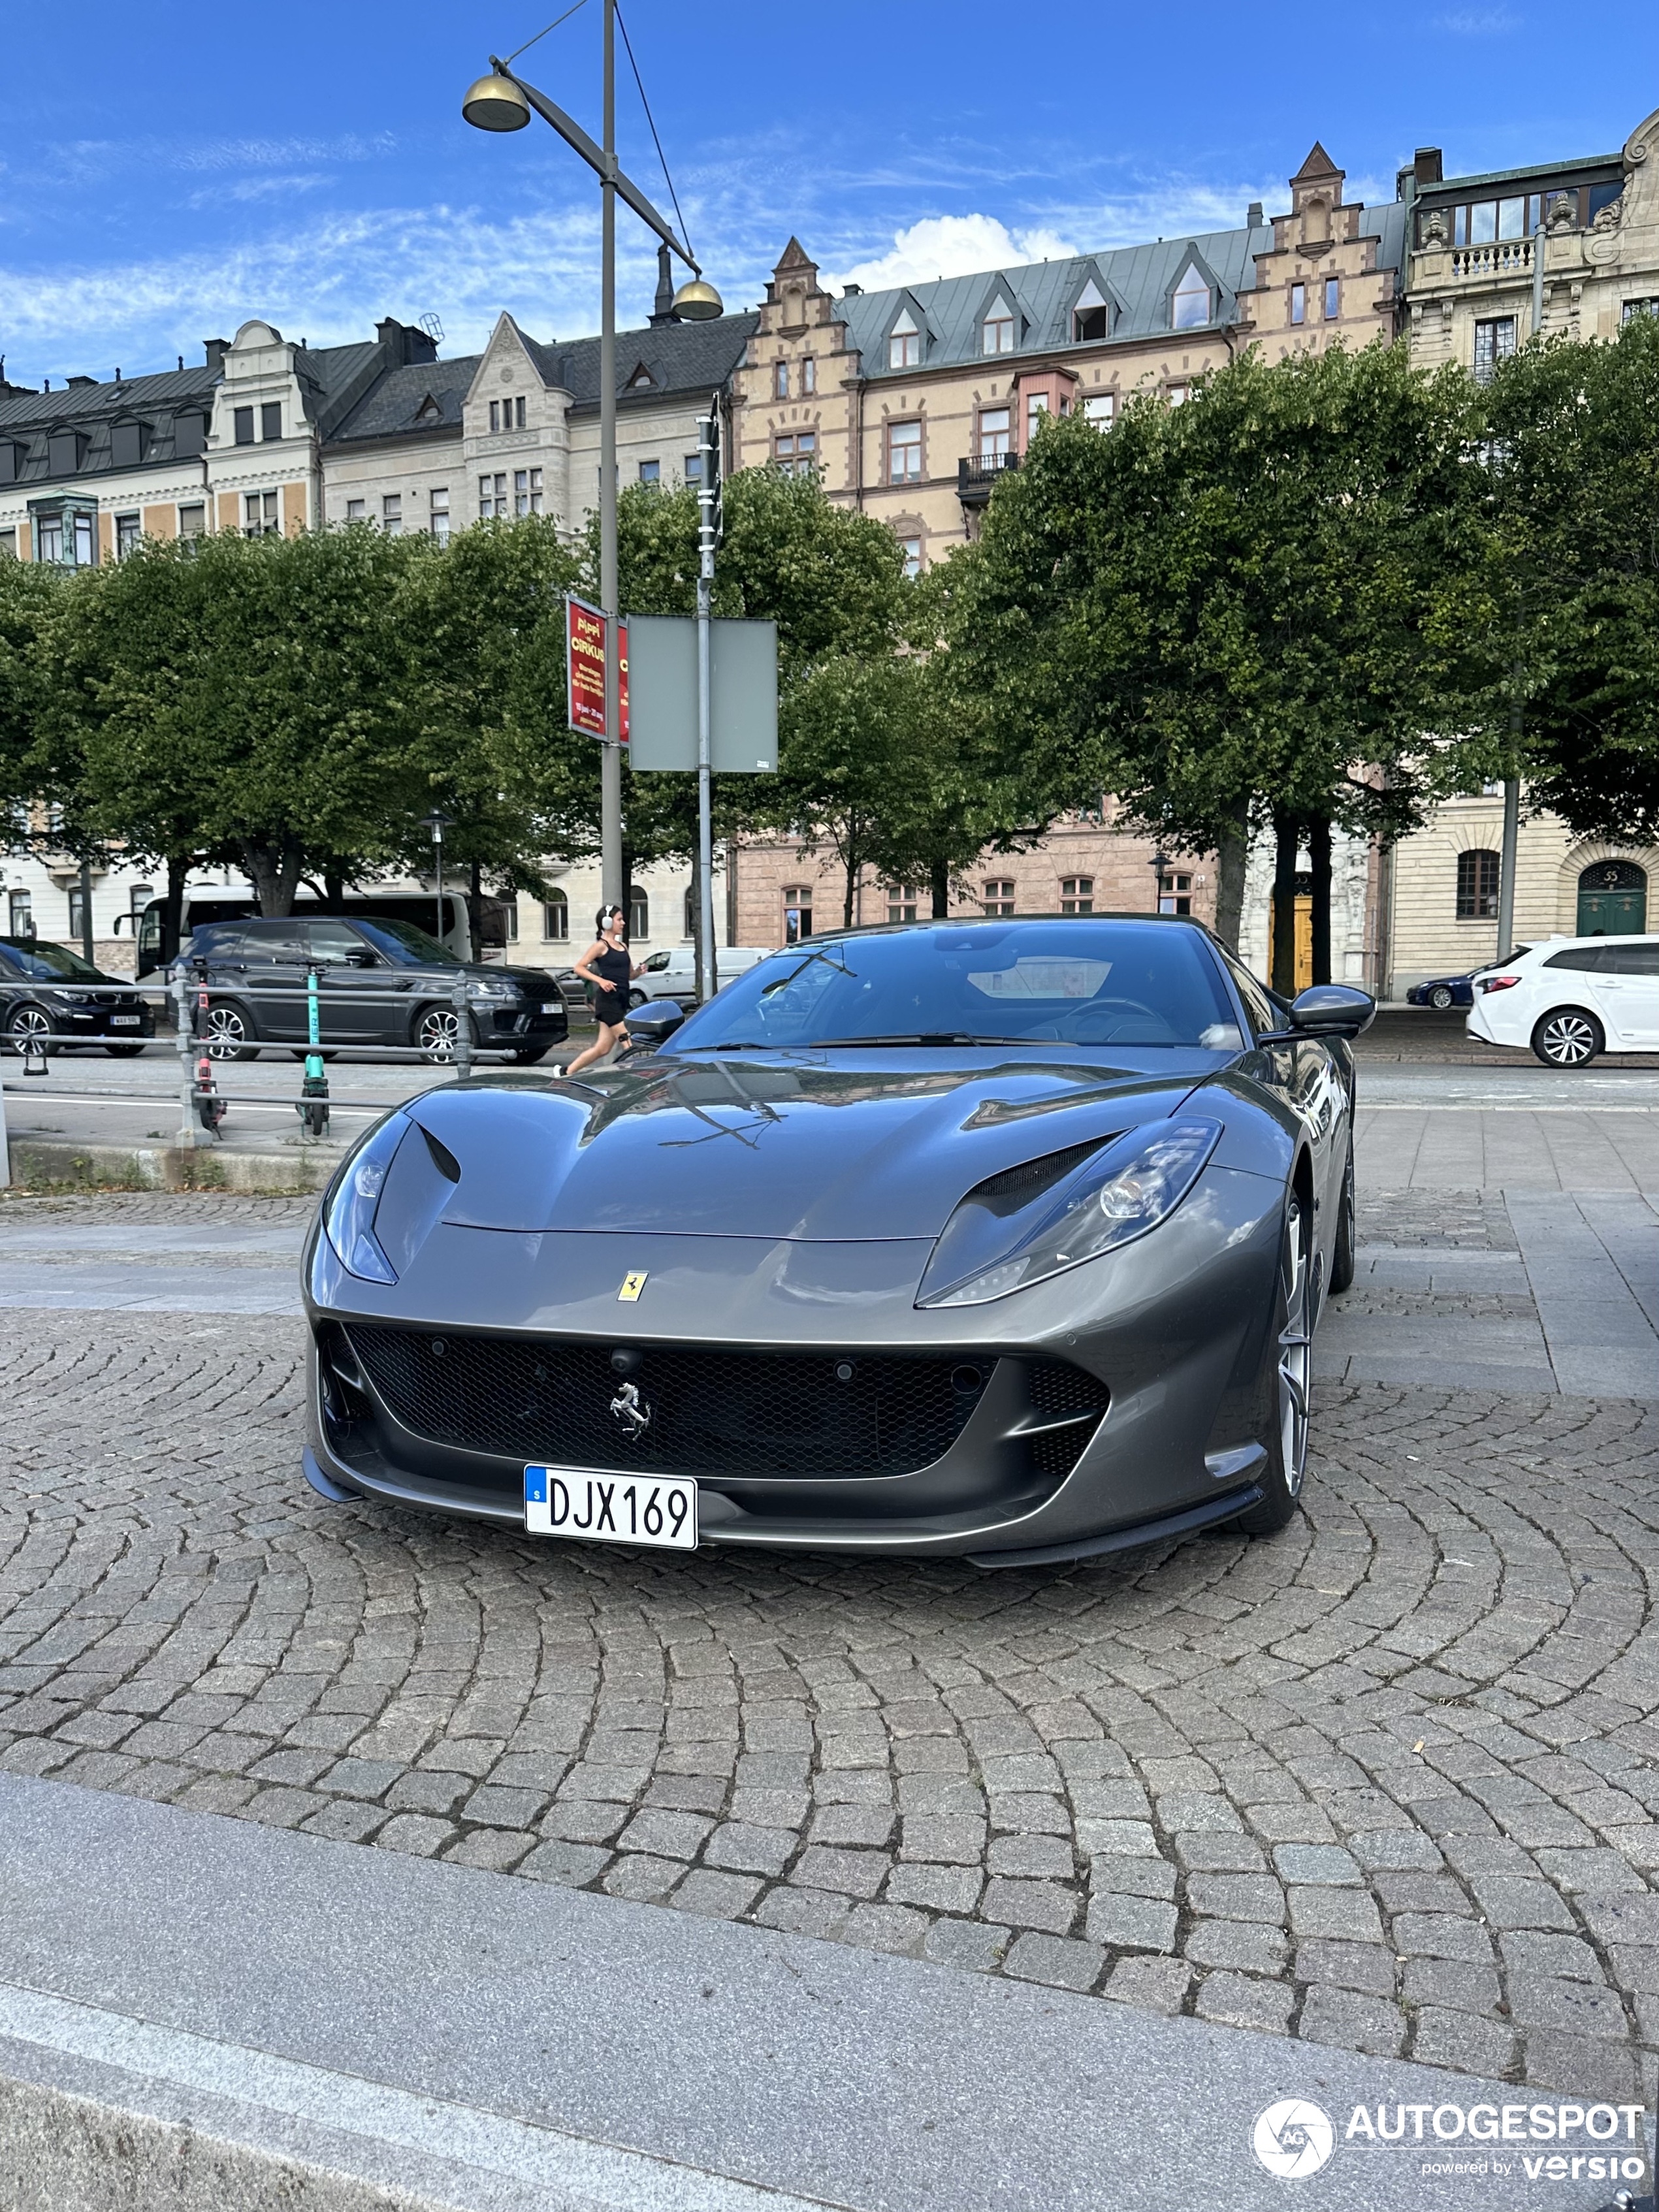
(1576, 867, 1647, 937)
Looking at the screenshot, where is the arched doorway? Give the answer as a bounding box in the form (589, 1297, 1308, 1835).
(1576, 860, 1647, 936)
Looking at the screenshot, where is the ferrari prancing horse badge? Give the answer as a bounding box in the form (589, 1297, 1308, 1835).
(618, 1272, 648, 1302)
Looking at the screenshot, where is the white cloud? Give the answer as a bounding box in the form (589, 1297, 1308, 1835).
(824, 214, 1080, 291)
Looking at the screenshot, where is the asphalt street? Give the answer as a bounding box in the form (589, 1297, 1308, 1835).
(1, 1037, 1658, 2207)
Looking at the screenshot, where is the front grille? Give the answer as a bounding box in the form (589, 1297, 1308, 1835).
(344, 1325, 991, 1479)
(1029, 1420, 1101, 1481)
(1028, 1360, 1107, 1418)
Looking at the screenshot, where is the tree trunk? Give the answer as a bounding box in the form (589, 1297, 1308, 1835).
(322, 869, 346, 912)
(242, 835, 303, 916)
(930, 857, 950, 918)
(1270, 810, 1300, 999)
(843, 816, 860, 929)
(1307, 816, 1332, 987)
(161, 855, 189, 969)
(1212, 795, 1249, 954)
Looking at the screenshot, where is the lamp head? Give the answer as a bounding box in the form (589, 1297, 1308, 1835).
(670, 277, 724, 322)
(462, 71, 532, 131)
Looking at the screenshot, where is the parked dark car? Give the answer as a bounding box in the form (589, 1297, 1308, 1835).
(183, 914, 568, 1063)
(0, 936, 155, 1055)
(1406, 952, 1530, 1010)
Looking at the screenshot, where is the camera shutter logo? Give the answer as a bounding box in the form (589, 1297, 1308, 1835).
(1253, 2100, 1335, 2179)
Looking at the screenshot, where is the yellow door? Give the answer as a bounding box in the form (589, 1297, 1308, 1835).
(1268, 895, 1314, 992)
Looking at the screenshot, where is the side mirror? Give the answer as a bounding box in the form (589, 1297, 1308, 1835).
(343, 947, 376, 969)
(1287, 983, 1376, 1039)
(626, 1001, 688, 1050)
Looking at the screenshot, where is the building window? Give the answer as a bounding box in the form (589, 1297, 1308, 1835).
(233, 406, 255, 445)
(501, 901, 519, 943)
(638, 459, 660, 483)
(1172, 266, 1210, 330)
(516, 396, 526, 428)
(888, 419, 922, 483)
(39, 509, 98, 568)
(784, 885, 813, 942)
(430, 487, 450, 546)
(261, 402, 282, 441)
(68, 884, 89, 941)
(775, 431, 816, 477)
(8, 890, 33, 938)
(685, 453, 702, 482)
(983, 879, 1016, 916)
(35, 515, 63, 564)
(1455, 848, 1501, 920)
(628, 888, 649, 941)
(1323, 276, 1340, 319)
(1159, 871, 1193, 916)
(382, 493, 402, 536)
(479, 472, 507, 519)
(774, 361, 789, 398)
(897, 536, 921, 578)
(1025, 393, 1048, 441)
(0, 530, 15, 560)
(178, 504, 205, 538)
(1072, 280, 1108, 343)
(490, 398, 525, 432)
(129, 884, 153, 928)
(346, 498, 366, 522)
(1166, 385, 1188, 406)
(888, 310, 920, 370)
(115, 512, 141, 558)
(511, 466, 542, 514)
(1290, 282, 1306, 325)
(886, 886, 919, 924)
(982, 312, 1014, 355)
(1474, 317, 1516, 384)
(244, 490, 279, 536)
(542, 891, 568, 940)
(978, 406, 1010, 459)
(1623, 298, 1659, 322)
(1084, 392, 1115, 426)
(1060, 875, 1093, 914)
(801, 356, 816, 394)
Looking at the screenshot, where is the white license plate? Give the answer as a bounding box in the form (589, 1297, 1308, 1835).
(540, 1001, 560, 1013)
(524, 1467, 697, 1550)
(110, 1015, 142, 1026)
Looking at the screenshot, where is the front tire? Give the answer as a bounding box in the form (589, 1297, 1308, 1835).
(1328, 1144, 1356, 1296)
(204, 1002, 259, 1061)
(1531, 1008, 1602, 1067)
(1235, 1194, 1312, 1536)
(1428, 985, 1453, 1010)
(628, 988, 647, 1010)
(5, 1004, 52, 1055)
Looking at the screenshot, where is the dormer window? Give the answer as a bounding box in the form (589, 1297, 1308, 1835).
(888, 308, 920, 370)
(982, 311, 1014, 355)
(1172, 265, 1211, 330)
(1072, 279, 1109, 343)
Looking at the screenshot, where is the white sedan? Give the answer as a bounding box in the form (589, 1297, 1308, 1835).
(1466, 934, 1659, 1065)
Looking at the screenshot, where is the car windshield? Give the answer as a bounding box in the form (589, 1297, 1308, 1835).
(673, 922, 1244, 1052)
(350, 917, 460, 967)
(0, 935, 105, 982)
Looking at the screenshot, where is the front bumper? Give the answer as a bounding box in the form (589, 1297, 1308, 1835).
(302, 1163, 1286, 1558)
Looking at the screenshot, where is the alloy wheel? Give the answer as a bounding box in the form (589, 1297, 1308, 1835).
(417, 1008, 462, 1062)
(1429, 986, 1453, 1010)
(1277, 1197, 1312, 1499)
(206, 1006, 250, 1060)
(1536, 1011, 1599, 1067)
(6, 1006, 51, 1055)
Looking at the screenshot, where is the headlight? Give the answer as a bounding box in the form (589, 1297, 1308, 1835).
(918, 1117, 1222, 1308)
(323, 1113, 410, 1283)
(467, 977, 515, 1002)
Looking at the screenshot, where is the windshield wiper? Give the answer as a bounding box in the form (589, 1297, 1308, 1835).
(759, 947, 856, 995)
(805, 1033, 1044, 1048)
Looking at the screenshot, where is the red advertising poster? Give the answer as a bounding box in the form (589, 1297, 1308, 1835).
(565, 597, 629, 743)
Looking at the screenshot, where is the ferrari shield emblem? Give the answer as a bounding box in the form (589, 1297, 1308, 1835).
(618, 1272, 648, 1302)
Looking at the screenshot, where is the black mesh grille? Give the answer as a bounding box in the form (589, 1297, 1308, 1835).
(1030, 1418, 1102, 1481)
(344, 1326, 991, 1479)
(1028, 1360, 1108, 1417)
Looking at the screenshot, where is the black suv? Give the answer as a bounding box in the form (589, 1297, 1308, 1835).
(1, 935, 156, 1055)
(185, 915, 568, 1063)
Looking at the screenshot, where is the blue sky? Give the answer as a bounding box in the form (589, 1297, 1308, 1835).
(3, 1, 1656, 387)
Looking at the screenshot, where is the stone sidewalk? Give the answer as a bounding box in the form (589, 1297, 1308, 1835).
(3, 1185, 1659, 2107)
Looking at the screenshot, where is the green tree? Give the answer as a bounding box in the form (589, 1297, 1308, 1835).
(945, 341, 1483, 985)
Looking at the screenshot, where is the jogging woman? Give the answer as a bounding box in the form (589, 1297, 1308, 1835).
(564, 906, 645, 1075)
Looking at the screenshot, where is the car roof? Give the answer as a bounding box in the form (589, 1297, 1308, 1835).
(791, 911, 1219, 946)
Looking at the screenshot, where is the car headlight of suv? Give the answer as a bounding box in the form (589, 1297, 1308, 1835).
(323, 1112, 411, 1284)
(917, 1117, 1222, 1308)
(466, 976, 516, 1003)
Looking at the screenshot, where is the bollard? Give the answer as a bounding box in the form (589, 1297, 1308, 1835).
(451, 972, 474, 1083)
(298, 965, 330, 1137)
(191, 959, 226, 1136)
(174, 965, 197, 1149)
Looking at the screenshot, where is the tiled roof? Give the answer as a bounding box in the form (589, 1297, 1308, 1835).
(833, 208, 1408, 377)
(0, 361, 216, 433)
(326, 356, 481, 443)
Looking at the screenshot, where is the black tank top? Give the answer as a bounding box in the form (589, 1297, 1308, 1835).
(593, 941, 630, 995)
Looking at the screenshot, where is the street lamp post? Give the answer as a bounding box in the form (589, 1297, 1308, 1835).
(1150, 851, 1170, 914)
(421, 809, 455, 946)
(463, 31, 722, 922)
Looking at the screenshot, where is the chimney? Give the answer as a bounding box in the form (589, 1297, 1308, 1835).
(1246, 200, 1264, 228)
(377, 316, 436, 365)
(841, 282, 862, 297)
(203, 338, 229, 376)
(649, 244, 676, 326)
(1413, 147, 1443, 187)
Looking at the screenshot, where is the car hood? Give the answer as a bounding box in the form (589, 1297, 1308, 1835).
(402, 1049, 1225, 1242)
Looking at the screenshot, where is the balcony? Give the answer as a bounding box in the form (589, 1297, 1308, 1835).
(1447, 237, 1533, 283)
(958, 451, 1018, 505)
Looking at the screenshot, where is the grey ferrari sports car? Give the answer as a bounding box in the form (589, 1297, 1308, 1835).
(302, 915, 1373, 1565)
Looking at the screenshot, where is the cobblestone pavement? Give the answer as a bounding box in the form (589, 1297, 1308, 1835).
(3, 1189, 1659, 2104)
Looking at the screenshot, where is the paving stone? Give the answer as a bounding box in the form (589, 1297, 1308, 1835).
(1401, 1957, 1502, 2014)
(987, 1833, 1074, 1880)
(923, 1920, 1009, 1974)
(843, 1904, 931, 1955)
(808, 1804, 895, 1850)
(1087, 1855, 1178, 1900)
(1272, 1844, 1361, 1885)
(1467, 1874, 1579, 1931)
(1084, 1893, 1177, 1952)
(443, 1829, 536, 1874)
(538, 1798, 626, 1845)
(1186, 1873, 1285, 1924)
(375, 1814, 456, 1858)
(1287, 1887, 1385, 1943)
(751, 1886, 853, 1942)
(1298, 1986, 1406, 2057)
(464, 1785, 550, 1831)
(1295, 1940, 1396, 1997)
(981, 1878, 1078, 1934)
(517, 1840, 611, 1888)
(614, 1808, 715, 1859)
(1183, 1922, 1289, 1976)
(885, 1864, 982, 1914)
(1172, 1833, 1266, 1873)
(1499, 1931, 1607, 1982)
(899, 1816, 986, 1865)
(1003, 1934, 1106, 1992)
(602, 1854, 686, 1904)
(669, 1868, 764, 1920)
(790, 1846, 890, 1899)
(1411, 2008, 1518, 2078)
(1520, 2032, 1643, 2100)
(1193, 1971, 1297, 2034)
(1103, 1956, 1194, 2015)
(1506, 1976, 1632, 2038)
(1392, 1912, 1496, 1963)
(703, 1821, 795, 1878)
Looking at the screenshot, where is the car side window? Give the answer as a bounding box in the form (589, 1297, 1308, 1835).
(301, 919, 375, 966)
(240, 926, 305, 964)
(1221, 954, 1281, 1040)
(1603, 944, 1659, 975)
(197, 925, 245, 960)
(645, 952, 671, 972)
(1544, 946, 1608, 972)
